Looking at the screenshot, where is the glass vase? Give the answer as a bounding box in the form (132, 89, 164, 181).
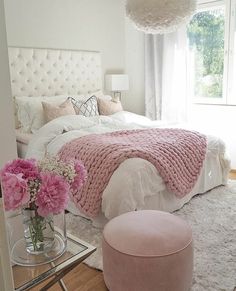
(22, 209, 55, 255)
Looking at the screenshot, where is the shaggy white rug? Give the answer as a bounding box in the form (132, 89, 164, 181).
(66, 182, 236, 291)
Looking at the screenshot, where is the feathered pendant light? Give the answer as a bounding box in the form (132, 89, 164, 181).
(126, 0, 197, 34)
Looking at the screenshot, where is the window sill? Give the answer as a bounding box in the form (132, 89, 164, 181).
(193, 102, 236, 106)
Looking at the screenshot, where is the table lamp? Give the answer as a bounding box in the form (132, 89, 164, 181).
(105, 74, 129, 102)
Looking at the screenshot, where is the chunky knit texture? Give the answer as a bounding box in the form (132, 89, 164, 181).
(59, 128, 207, 217)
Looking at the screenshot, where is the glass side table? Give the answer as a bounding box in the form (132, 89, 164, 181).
(12, 232, 96, 291)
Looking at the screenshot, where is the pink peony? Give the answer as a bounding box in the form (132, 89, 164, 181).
(35, 172, 69, 217)
(71, 161, 87, 193)
(1, 173, 30, 211)
(0, 158, 39, 181)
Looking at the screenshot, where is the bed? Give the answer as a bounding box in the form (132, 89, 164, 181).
(9, 47, 231, 227)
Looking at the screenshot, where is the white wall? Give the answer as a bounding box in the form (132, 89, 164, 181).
(189, 104, 236, 168)
(0, 0, 17, 167)
(4, 0, 125, 86)
(0, 0, 16, 289)
(124, 18, 145, 115)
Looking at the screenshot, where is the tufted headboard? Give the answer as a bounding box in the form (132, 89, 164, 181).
(8, 47, 102, 97)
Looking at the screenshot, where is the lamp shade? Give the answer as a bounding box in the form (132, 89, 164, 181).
(126, 0, 196, 34)
(105, 75, 129, 92)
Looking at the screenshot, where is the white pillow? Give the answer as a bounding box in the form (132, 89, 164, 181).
(15, 95, 68, 133)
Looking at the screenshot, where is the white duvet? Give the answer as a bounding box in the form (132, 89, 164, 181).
(26, 111, 230, 222)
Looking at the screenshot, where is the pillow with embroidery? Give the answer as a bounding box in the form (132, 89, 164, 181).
(68, 95, 99, 117)
(15, 95, 69, 133)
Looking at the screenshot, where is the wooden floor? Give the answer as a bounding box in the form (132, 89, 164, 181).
(28, 171, 236, 291)
(229, 170, 236, 180)
(31, 263, 107, 291)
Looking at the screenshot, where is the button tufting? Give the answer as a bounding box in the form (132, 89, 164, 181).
(9, 47, 102, 98)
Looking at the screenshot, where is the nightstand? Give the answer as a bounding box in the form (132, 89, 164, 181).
(12, 233, 96, 291)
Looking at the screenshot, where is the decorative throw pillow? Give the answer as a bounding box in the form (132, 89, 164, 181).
(69, 95, 99, 117)
(97, 98, 123, 115)
(42, 99, 76, 123)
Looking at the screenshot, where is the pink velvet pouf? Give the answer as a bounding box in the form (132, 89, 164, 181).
(102, 210, 193, 291)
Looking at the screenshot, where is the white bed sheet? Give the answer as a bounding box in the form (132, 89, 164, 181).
(26, 112, 230, 225)
(15, 129, 32, 144)
(16, 142, 28, 158)
(15, 129, 33, 158)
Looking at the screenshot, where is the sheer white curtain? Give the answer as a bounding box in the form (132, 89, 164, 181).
(145, 26, 189, 123)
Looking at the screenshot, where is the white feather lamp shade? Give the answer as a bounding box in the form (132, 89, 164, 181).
(126, 0, 196, 34)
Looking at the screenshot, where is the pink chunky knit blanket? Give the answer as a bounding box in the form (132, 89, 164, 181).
(59, 128, 207, 217)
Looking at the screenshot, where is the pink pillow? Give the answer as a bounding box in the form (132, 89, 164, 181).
(42, 99, 76, 122)
(97, 98, 123, 115)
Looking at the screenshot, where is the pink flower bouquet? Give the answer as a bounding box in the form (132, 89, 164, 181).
(0, 156, 86, 214)
(0, 156, 86, 254)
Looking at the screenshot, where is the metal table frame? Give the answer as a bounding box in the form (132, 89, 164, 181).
(13, 233, 96, 291)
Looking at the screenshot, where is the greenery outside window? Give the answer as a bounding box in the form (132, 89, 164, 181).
(187, 0, 236, 105)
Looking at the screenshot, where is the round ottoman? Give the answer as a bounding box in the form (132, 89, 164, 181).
(102, 210, 193, 291)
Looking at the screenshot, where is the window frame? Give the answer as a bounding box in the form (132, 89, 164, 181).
(226, 0, 236, 104)
(188, 0, 236, 105)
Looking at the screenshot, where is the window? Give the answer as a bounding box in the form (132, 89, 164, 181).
(187, 0, 236, 105)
